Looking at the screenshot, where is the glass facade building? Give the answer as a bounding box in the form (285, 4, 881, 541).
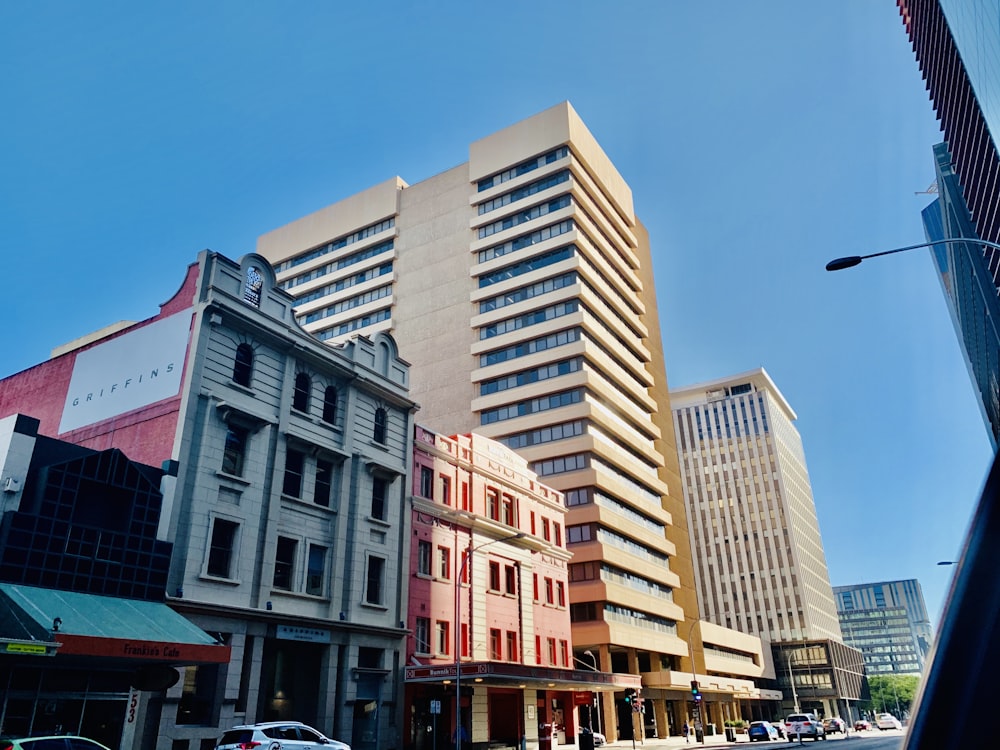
(833, 579, 932, 676)
(900, 0, 1000, 449)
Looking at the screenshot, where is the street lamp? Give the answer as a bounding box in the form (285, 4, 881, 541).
(683, 620, 707, 744)
(825, 237, 1000, 272)
(786, 649, 800, 714)
(454, 532, 524, 750)
(584, 650, 601, 738)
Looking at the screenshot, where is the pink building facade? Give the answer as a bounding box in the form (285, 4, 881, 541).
(404, 427, 636, 750)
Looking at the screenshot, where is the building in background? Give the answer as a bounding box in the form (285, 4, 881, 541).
(671, 369, 842, 643)
(671, 369, 864, 720)
(899, 0, 1000, 449)
(833, 579, 932, 676)
(770, 641, 867, 724)
(404, 426, 635, 749)
(921, 141, 1000, 450)
(0, 251, 416, 750)
(258, 102, 779, 743)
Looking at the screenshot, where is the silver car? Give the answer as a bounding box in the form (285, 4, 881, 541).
(215, 722, 350, 750)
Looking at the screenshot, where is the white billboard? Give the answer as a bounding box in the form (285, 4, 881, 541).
(59, 311, 193, 434)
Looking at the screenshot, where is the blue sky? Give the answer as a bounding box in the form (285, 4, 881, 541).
(1, 2, 992, 626)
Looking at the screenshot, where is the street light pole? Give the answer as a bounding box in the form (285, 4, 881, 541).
(786, 649, 800, 714)
(454, 532, 524, 750)
(584, 650, 601, 738)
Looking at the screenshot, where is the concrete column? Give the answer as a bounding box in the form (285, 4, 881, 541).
(653, 698, 668, 739)
(524, 689, 540, 749)
(470, 689, 489, 744)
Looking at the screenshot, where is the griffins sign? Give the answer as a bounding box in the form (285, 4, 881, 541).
(58, 311, 192, 434)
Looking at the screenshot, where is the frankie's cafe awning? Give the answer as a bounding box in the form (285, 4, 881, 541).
(0, 583, 230, 664)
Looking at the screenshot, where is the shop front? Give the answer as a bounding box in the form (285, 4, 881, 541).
(0, 584, 230, 749)
(403, 661, 638, 750)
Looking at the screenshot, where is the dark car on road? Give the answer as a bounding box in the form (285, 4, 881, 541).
(748, 721, 781, 742)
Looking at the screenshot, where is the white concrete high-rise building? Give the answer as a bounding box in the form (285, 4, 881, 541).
(671, 368, 842, 643)
(258, 103, 780, 744)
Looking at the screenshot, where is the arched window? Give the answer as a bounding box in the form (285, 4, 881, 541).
(233, 344, 254, 386)
(323, 386, 338, 424)
(373, 407, 387, 444)
(293, 372, 311, 412)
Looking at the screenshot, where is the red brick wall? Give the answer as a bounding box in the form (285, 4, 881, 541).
(0, 262, 199, 466)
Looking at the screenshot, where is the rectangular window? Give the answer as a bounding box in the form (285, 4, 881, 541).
(461, 549, 470, 584)
(415, 617, 430, 654)
(417, 540, 432, 575)
(535, 635, 542, 665)
(487, 489, 500, 521)
(461, 622, 469, 658)
(560, 639, 569, 667)
(533, 573, 539, 601)
(222, 426, 248, 477)
(554, 523, 562, 547)
(441, 476, 451, 506)
(490, 629, 502, 660)
(371, 476, 387, 520)
(504, 564, 516, 595)
(283, 449, 305, 497)
(176, 664, 218, 725)
(530, 512, 536, 536)
(207, 519, 238, 578)
(547, 637, 557, 665)
(420, 466, 433, 498)
(489, 561, 501, 591)
(461, 481, 470, 510)
(567, 525, 592, 544)
(438, 546, 451, 580)
(314, 459, 333, 508)
(306, 545, 326, 596)
(542, 518, 551, 541)
(545, 577, 554, 605)
(556, 581, 565, 607)
(273, 536, 296, 590)
(437, 621, 450, 655)
(502, 494, 515, 526)
(366, 556, 385, 604)
(506, 631, 518, 662)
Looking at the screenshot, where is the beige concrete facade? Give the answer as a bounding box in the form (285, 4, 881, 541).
(670, 368, 843, 644)
(258, 103, 778, 743)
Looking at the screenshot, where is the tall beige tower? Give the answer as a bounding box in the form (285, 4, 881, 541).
(671, 369, 843, 643)
(258, 103, 775, 741)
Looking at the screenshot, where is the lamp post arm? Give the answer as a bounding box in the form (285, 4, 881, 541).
(826, 237, 1000, 272)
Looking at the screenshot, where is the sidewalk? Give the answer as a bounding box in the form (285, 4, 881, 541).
(601, 729, 865, 749)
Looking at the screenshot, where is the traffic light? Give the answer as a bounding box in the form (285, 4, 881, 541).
(690, 680, 702, 702)
(624, 688, 636, 706)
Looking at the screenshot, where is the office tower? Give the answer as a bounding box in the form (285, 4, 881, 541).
(0, 251, 416, 750)
(670, 369, 842, 643)
(834, 579, 933, 676)
(899, 0, 1000, 448)
(259, 103, 774, 743)
(922, 142, 1000, 448)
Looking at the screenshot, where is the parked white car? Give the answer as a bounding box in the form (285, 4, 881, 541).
(215, 722, 351, 750)
(876, 713, 903, 730)
(784, 713, 826, 741)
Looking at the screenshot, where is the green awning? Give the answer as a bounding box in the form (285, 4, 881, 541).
(0, 584, 230, 663)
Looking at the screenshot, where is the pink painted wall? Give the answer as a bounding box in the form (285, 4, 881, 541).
(408, 425, 573, 667)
